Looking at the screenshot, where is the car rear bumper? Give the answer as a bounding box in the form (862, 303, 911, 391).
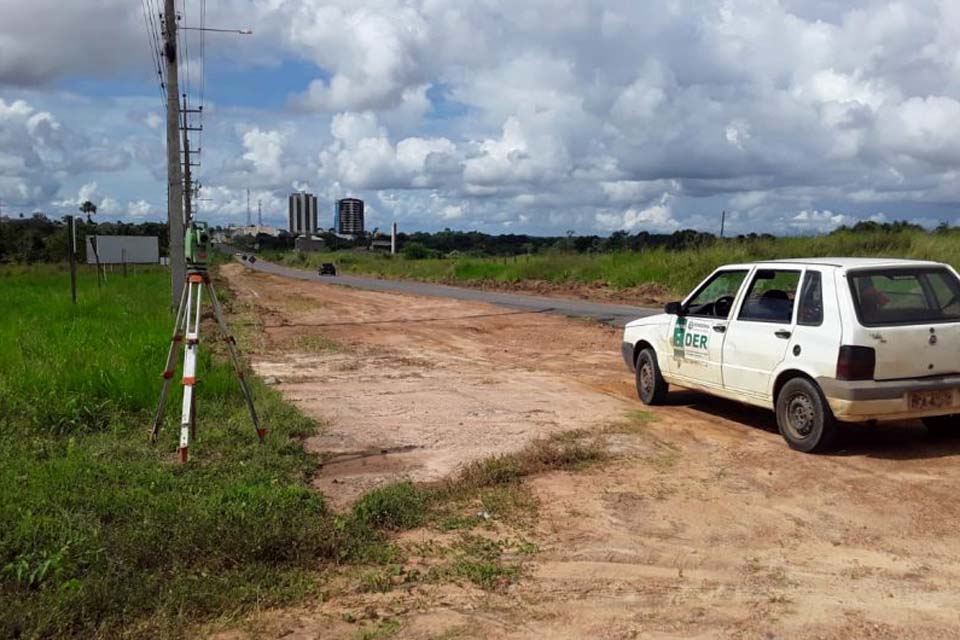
(622, 342, 635, 372)
(818, 374, 960, 421)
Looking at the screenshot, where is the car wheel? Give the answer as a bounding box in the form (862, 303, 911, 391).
(635, 348, 668, 405)
(775, 377, 836, 453)
(922, 414, 958, 438)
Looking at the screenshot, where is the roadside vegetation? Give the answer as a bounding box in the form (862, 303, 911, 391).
(266, 224, 960, 297)
(0, 263, 617, 638)
(0, 265, 338, 638)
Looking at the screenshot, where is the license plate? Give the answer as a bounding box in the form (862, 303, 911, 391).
(909, 389, 956, 411)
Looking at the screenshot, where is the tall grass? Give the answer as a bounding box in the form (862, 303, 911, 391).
(0, 266, 350, 638)
(265, 229, 960, 296)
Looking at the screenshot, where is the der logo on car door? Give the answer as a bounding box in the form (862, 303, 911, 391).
(672, 317, 710, 360)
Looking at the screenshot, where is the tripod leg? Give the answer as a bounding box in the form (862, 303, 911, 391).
(204, 279, 266, 442)
(150, 283, 189, 442)
(178, 276, 204, 462)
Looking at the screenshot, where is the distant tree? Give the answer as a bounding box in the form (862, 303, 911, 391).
(79, 201, 97, 224)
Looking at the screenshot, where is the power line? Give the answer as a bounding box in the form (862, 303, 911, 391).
(139, 0, 166, 107)
(147, 0, 166, 88)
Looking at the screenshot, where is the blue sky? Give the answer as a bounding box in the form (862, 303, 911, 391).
(1, 0, 959, 235)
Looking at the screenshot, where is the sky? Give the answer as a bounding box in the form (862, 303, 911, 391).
(1, 0, 959, 236)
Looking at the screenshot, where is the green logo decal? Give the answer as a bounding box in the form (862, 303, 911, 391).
(673, 318, 710, 360)
(673, 317, 687, 358)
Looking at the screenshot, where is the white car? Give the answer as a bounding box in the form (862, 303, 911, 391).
(622, 258, 960, 452)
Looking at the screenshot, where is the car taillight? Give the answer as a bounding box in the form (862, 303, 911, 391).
(836, 345, 876, 381)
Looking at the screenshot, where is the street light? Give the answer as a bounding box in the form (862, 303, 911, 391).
(181, 27, 253, 34)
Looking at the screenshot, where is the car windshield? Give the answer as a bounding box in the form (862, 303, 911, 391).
(849, 267, 960, 326)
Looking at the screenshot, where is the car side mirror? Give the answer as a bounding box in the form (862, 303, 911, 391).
(664, 301, 683, 316)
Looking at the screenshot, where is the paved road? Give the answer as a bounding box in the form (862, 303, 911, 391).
(237, 257, 660, 326)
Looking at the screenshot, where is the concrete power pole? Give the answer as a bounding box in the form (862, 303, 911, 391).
(164, 0, 185, 306)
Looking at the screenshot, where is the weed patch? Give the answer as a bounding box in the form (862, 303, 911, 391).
(352, 482, 427, 531)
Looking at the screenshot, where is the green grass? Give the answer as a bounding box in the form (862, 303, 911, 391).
(0, 265, 384, 639)
(264, 228, 960, 296)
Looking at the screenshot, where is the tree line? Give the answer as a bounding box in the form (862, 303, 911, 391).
(1, 210, 952, 264)
(0, 211, 169, 263)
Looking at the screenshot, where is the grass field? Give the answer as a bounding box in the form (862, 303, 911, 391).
(266, 229, 960, 296)
(0, 265, 343, 638)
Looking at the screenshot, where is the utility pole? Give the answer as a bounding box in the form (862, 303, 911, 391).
(257, 199, 262, 227)
(246, 189, 251, 226)
(164, 0, 185, 306)
(720, 210, 726, 239)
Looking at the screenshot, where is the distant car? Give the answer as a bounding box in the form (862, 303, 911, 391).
(319, 263, 337, 276)
(622, 258, 960, 452)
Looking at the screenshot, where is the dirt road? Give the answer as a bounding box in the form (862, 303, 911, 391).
(221, 263, 960, 639)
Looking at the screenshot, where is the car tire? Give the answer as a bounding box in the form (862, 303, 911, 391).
(775, 377, 836, 453)
(635, 348, 668, 405)
(922, 415, 958, 438)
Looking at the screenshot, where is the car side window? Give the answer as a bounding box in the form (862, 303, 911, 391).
(684, 270, 748, 318)
(738, 269, 801, 323)
(797, 270, 824, 326)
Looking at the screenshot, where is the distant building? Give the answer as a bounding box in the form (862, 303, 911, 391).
(336, 198, 364, 236)
(289, 192, 318, 236)
(229, 225, 282, 238)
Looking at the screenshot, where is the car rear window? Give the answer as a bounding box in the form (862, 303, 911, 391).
(849, 268, 960, 326)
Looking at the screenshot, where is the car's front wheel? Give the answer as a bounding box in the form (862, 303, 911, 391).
(922, 414, 958, 438)
(635, 348, 668, 405)
(775, 377, 836, 453)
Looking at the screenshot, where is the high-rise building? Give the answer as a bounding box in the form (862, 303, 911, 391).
(336, 198, 364, 236)
(288, 192, 318, 236)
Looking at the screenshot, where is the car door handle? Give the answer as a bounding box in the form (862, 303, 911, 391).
(712, 325, 726, 333)
(775, 330, 792, 339)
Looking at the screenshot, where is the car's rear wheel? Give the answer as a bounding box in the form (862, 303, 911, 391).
(922, 414, 958, 438)
(776, 377, 836, 453)
(636, 347, 668, 405)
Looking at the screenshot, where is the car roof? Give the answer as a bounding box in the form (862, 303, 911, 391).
(738, 257, 947, 270)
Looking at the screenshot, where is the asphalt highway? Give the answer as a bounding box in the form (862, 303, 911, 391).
(236, 256, 660, 326)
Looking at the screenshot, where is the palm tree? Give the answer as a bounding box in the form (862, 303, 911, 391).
(79, 201, 97, 224)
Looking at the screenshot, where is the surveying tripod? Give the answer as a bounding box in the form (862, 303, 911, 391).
(150, 266, 265, 461)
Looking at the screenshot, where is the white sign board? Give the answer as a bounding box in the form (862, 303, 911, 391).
(85, 235, 160, 264)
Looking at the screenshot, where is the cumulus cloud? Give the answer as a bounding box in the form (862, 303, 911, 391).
(789, 209, 850, 233)
(0, 98, 63, 204)
(6, 0, 960, 233)
(0, 0, 148, 87)
(242, 128, 288, 178)
(596, 195, 680, 233)
(319, 112, 457, 189)
(287, 3, 431, 111)
(127, 200, 153, 218)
